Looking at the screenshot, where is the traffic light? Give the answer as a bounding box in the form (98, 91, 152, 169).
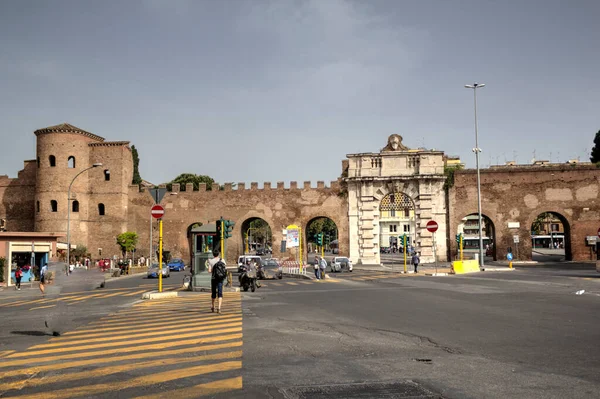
(224, 220, 235, 238)
(216, 219, 222, 237)
(456, 233, 462, 243)
(317, 233, 323, 246)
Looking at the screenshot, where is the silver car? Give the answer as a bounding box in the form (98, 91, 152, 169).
(147, 264, 170, 278)
(330, 257, 353, 272)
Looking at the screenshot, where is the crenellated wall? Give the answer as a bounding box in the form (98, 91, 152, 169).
(125, 180, 347, 265)
(0, 161, 37, 232)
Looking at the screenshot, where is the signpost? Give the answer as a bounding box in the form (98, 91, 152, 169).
(507, 252, 513, 268)
(151, 205, 165, 292)
(513, 235, 520, 260)
(426, 221, 439, 274)
(286, 225, 302, 271)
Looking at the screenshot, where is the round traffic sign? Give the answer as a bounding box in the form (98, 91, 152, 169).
(426, 220, 438, 233)
(151, 204, 165, 219)
(507, 253, 513, 261)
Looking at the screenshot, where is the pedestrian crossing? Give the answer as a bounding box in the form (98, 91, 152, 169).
(0, 294, 243, 398)
(259, 272, 416, 288)
(0, 284, 182, 309)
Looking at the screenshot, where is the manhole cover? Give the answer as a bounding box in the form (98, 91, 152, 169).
(282, 381, 441, 398)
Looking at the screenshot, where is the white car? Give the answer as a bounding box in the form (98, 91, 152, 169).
(237, 255, 262, 272)
(330, 257, 353, 272)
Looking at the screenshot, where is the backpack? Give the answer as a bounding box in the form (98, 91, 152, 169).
(212, 259, 227, 281)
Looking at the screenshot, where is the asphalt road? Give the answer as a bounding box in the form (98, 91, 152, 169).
(0, 263, 599, 398)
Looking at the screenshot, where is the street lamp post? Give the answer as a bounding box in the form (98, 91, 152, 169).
(66, 163, 102, 272)
(465, 82, 485, 268)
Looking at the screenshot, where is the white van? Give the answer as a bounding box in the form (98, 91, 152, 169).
(237, 255, 262, 272)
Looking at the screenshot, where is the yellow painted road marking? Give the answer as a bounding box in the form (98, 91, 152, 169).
(37, 321, 242, 349)
(132, 376, 243, 399)
(122, 289, 149, 296)
(62, 293, 109, 302)
(17, 326, 242, 356)
(93, 291, 130, 299)
(0, 341, 243, 380)
(0, 350, 242, 392)
(0, 350, 15, 358)
(29, 304, 56, 311)
(1, 332, 243, 367)
(60, 316, 243, 339)
(86, 310, 242, 328)
(285, 282, 299, 286)
(22, 360, 242, 399)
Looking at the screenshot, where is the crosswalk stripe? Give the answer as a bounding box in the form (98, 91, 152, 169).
(132, 376, 243, 399)
(1, 333, 243, 366)
(0, 341, 243, 380)
(29, 304, 56, 311)
(0, 350, 242, 392)
(21, 360, 242, 399)
(61, 316, 243, 338)
(285, 282, 299, 286)
(15, 326, 242, 357)
(86, 310, 242, 328)
(122, 289, 149, 297)
(36, 321, 242, 349)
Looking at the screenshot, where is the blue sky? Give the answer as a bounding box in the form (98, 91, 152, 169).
(0, 0, 597, 185)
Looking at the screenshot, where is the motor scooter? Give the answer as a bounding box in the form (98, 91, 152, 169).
(239, 264, 258, 292)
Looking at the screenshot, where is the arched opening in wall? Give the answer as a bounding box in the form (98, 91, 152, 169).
(306, 217, 339, 267)
(530, 212, 571, 262)
(50, 200, 57, 212)
(68, 156, 76, 168)
(72, 200, 79, 213)
(241, 218, 272, 256)
(457, 214, 496, 261)
(379, 192, 416, 257)
(98, 203, 105, 216)
(49, 155, 56, 167)
(104, 169, 110, 181)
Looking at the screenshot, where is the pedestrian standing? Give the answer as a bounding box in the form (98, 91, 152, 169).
(15, 266, 23, 290)
(319, 256, 327, 279)
(207, 249, 226, 314)
(39, 263, 48, 296)
(314, 256, 321, 279)
(412, 252, 420, 274)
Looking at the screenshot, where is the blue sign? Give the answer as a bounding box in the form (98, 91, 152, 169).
(507, 253, 513, 261)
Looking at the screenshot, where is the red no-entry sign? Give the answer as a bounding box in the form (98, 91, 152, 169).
(426, 220, 439, 233)
(151, 204, 165, 219)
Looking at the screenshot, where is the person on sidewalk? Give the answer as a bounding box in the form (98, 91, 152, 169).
(14, 266, 22, 290)
(412, 252, 420, 274)
(207, 249, 226, 314)
(314, 256, 321, 279)
(39, 263, 48, 296)
(319, 256, 328, 279)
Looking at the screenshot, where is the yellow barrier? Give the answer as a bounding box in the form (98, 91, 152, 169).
(451, 260, 480, 274)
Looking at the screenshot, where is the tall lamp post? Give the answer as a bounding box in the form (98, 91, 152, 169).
(67, 163, 102, 271)
(464, 82, 485, 268)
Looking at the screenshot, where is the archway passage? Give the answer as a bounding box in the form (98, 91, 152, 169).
(457, 214, 497, 261)
(240, 218, 272, 256)
(379, 192, 416, 256)
(306, 217, 339, 267)
(530, 212, 571, 261)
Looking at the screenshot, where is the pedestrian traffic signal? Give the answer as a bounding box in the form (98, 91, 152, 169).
(224, 220, 235, 238)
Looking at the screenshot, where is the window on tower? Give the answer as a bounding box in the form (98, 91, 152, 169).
(98, 203, 105, 216)
(68, 156, 76, 168)
(72, 200, 79, 213)
(49, 155, 56, 167)
(51, 200, 57, 212)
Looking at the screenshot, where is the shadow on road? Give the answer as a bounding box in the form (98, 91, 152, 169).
(10, 330, 53, 337)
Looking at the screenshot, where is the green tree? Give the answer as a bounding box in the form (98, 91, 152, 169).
(116, 232, 139, 257)
(307, 218, 337, 243)
(590, 130, 600, 163)
(167, 173, 215, 191)
(531, 212, 553, 235)
(0, 257, 5, 283)
(71, 244, 88, 262)
(248, 219, 271, 245)
(131, 145, 142, 185)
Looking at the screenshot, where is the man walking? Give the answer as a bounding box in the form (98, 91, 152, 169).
(314, 256, 321, 279)
(207, 249, 226, 314)
(412, 252, 420, 274)
(39, 263, 48, 296)
(319, 256, 328, 279)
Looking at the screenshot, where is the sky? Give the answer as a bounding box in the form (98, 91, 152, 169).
(0, 0, 598, 185)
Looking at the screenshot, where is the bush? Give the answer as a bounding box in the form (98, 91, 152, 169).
(0, 257, 4, 283)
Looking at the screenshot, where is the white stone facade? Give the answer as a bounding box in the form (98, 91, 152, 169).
(346, 135, 448, 265)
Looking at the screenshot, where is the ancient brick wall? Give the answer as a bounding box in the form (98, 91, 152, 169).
(0, 161, 37, 232)
(126, 181, 348, 265)
(448, 165, 600, 262)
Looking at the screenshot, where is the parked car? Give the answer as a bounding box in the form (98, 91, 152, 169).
(167, 258, 186, 272)
(256, 248, 266, 256)
(330, 256, 353, 272)
(237, 255, 263, 273)
(147, 264, 170, 278)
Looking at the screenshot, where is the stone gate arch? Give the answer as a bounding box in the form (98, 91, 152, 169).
(526, 209, 572, 261)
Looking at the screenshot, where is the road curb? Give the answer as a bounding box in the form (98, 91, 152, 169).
(425, 272, 449, 276)
(142, 291, 179, 300)
(482, 268, 516, 272)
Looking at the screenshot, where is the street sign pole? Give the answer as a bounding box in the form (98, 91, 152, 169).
(403, 235, 407, 273)
(434, 232, 438, 275)
(158, 218, 163, 293)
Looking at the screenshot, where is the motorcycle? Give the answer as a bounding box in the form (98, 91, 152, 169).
(239, 265, 258, 292)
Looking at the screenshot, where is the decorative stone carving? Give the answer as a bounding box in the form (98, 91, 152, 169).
(381, 134, 409, 152)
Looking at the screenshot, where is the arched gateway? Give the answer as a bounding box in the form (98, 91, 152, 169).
(345, 135, 449, 265)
